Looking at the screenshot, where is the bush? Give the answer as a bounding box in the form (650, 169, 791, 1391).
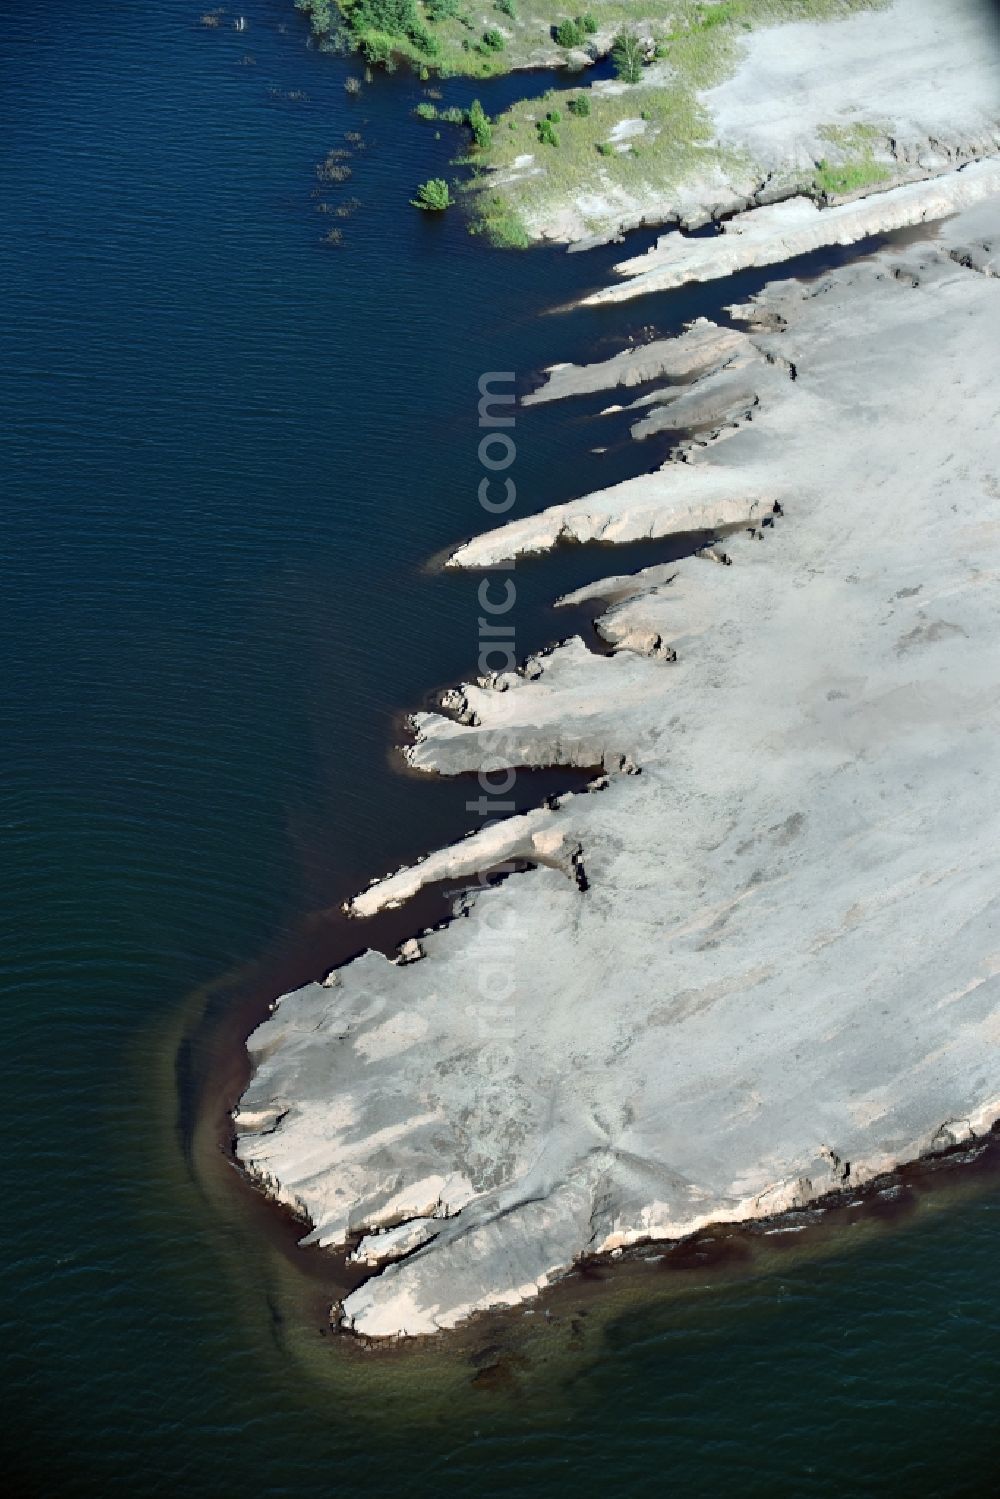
(411, 178, 452, 210)
(467, 99, 492, 149)
(347, 0, 443, 61)
(494, 0, 517, 14)
(426, 0, 459, 16)
(555, 13, 595, 47)
(480, 27, 506, 50)
(471, 193, 530, 248)
(537, 117, 559, 146)
(415, 101, 438, 120)
(596, 140, 614, 156)
(555, 17, 584, 47)
(296, 0, 334, 34)
(358, 31, 394, 66)
(546, 109, 562, 124)
(409, 25, 439, 55)
(567, 95, 590, 117)
(611, 30, 644, 84)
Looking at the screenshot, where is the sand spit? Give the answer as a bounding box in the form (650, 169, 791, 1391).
(522, 321, 748, 406)
(235, 196, 1000, 1340)
(582, 158, 1000, 305)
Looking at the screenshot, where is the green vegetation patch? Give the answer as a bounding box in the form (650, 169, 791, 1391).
(464, 1, 890, 241)
(812, 120, 894, 196)
(297, 0, 886, 81)
(469, 191, 531, 246)
(412, 177, 453, 208)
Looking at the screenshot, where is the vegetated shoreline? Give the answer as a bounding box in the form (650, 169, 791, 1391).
(293, 0, 1000, 249)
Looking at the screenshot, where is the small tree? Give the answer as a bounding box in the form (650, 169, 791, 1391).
(555, 17, 584, 47)
(411, 178, 452, 210)
(567, 95, 590, 117)
(481, 26, 506, 50)
(537, 117, 559, 147)
(612, 30, 644, 83)
(467, 98, 492, 149)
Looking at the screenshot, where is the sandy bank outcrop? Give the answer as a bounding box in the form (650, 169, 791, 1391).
(236, 196, 1000, 1340)
(582, 159, 1000, 304)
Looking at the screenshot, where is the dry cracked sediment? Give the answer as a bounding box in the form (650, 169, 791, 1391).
(234, 188, 1000, 1340)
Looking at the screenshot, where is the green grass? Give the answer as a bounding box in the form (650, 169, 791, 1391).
(461, 2, 891, 241)
(812, 121, 894, 196)
(813, 154, 893, 196)
(297, 0, 887, 81)
(468, 191, 531, 246)
(294, 0, 894, 242)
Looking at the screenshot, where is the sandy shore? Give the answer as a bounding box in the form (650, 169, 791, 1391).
(234, 185, 1000, 1338)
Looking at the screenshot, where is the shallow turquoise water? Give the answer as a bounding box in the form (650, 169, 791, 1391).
(3, 1, 999, 1493)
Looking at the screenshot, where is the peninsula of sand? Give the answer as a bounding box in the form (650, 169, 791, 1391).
(233, 0, 1000, 1338)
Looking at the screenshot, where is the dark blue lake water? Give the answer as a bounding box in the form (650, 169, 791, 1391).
(3, 1, 998, 1493)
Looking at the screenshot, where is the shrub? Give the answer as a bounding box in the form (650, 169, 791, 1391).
(494, 0, 517, 14)
(611, 30, 644, 84)
(411, 178, 452, 210)
(468, 98, 492, 149)
(409, 26, 439, 55)
(481, 27, 506, 50)
(415, 101, 438, 120)
(359, 31, 394, 66)
(295, 0, 334, 33)
(546, 109, 562, 124)
(596, 140, 614, 156)
(556, 13, 595, 47)
(347, 0, 443, 61)
(567, 95, 590, 117)
(471, 193, 530, 248)
(555, 18, 585, 47)
(439, 104, 465, 123)
(426, 0, 459, 16)
(537, 118, 560, 146)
